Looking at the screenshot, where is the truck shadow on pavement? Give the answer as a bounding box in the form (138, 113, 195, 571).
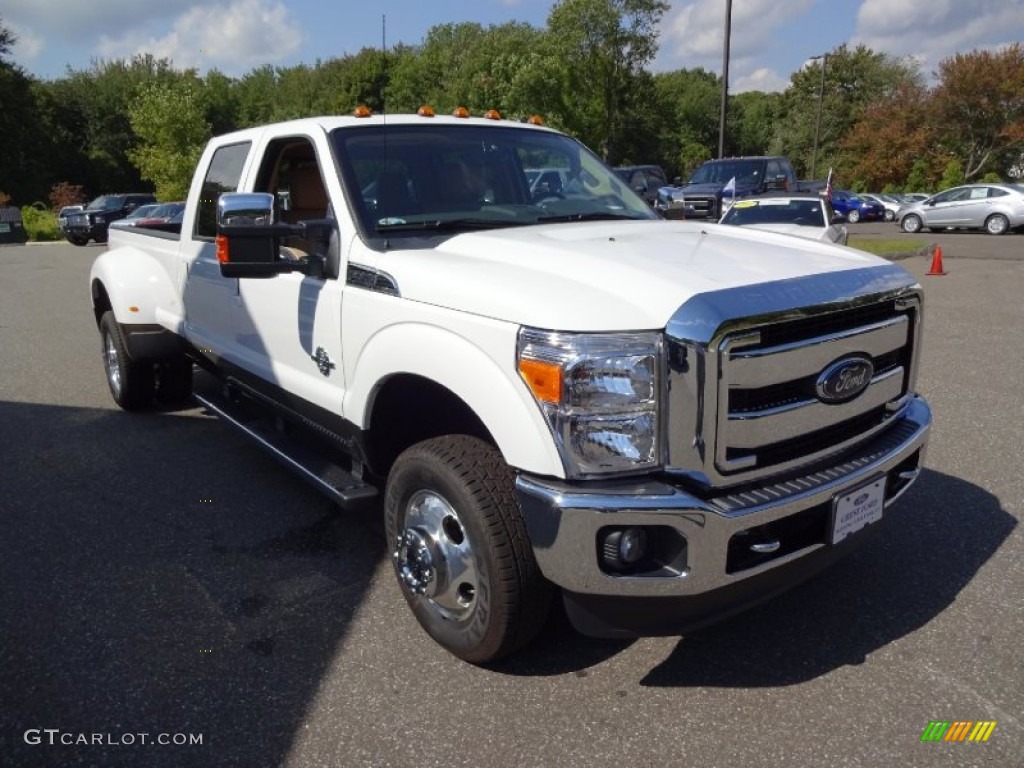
(638, 468, 1015, 687)
(0, 399, 384, 768)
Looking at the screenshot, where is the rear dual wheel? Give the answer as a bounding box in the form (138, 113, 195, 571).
(99, 311, 193, 409)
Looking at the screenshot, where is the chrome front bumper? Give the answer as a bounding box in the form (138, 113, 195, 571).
(516, 396, 931, 635)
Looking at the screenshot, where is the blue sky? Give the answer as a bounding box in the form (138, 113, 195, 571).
(5, 0, 1024, 92)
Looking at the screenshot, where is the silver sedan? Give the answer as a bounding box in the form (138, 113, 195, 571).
(897, 183, 1024, 235)
(718, 195, 848, 245)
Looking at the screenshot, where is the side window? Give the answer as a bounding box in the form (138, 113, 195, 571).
(196, 142, 251, 238)
(969, 187, 988, 200)
(987, 187, 1008, 198)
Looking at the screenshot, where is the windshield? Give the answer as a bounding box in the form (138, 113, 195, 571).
(86, 195, 126, 211)
(688, 159, 763, 186)
(332, 123, 656, 239)
(720, 198, 827, 228)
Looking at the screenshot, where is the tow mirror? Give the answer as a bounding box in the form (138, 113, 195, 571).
(216, 193, 332, 279)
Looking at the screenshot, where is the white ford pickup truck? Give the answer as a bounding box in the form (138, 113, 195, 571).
(90, 110, 931, 663)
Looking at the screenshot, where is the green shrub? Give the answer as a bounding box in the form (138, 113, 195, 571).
(21, 205, 61, 241)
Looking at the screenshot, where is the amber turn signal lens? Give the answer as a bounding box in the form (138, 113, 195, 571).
(216, 234, 229, 263)
(483, 109, 501, 120)
(518, 358, 562, 405)
(417, 105, 436, 117)
(452, 106, 470, 118)
(353, 105, 372, 117)
(527, 114, 544, 125)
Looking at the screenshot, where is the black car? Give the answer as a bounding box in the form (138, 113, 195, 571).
(613, 165, 669, 207)
(0, 206, 29, 244)
(64, 193, 156, 245)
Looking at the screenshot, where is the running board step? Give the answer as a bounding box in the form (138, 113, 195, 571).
(194, 388, 378, 507)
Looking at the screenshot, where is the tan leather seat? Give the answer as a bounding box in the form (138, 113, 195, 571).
(282, 163, 328, 223)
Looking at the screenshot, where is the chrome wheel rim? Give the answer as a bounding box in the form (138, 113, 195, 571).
(988, 216, 1006, 234)
(103, 331, 122, 397)
(393, 490, 478, 621)
(903, 216, 920, 233)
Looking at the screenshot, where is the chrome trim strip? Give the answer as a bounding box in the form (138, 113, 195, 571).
(727, 316, 908, 388)
(665, 265, 919, 344)
(724, 368, 903, 453)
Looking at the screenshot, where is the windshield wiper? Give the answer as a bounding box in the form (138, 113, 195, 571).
(376, 218, 528, 233)
(535, 212, 644, 223)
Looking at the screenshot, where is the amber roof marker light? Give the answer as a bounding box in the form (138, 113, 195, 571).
(417, 105, 436, 117)
(453, 106, 470, 118)
(353, 105, 372, 118)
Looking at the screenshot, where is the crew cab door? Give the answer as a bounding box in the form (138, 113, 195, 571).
(231, 133, 347, 416)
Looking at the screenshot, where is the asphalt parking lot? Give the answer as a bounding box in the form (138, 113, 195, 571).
(1, 239, 1021, 768)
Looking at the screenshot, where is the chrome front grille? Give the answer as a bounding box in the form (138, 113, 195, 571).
(683, 195, 717, 219)
(664, 265, 924, 489)
(717, 306, 913, 475)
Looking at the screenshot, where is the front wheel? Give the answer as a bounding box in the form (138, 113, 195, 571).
(99, 311, 154, 410)
(67, 236, 88, 246)
(884, 209, 895, 222)
(985, 214, 1009, 235)
(901, 214, 923, 233)
(385, 435, 552, 664)
(847, 209, 861, 224)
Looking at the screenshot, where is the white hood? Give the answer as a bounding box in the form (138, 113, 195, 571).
(375, 220, 889, 331)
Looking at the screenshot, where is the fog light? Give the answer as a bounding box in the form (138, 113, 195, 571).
(601, 527, 648, 570)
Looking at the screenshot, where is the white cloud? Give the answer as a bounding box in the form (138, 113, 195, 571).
(3, 0, 196, 40)
(97, 0, 303, 74)
(853, 0, 1024, 78)
(5, 20, 45, 62)
(733, 67, 789, 94)
(656, 0, 816, 69)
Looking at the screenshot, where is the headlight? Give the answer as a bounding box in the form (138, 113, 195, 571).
(518, 328, 662, 477)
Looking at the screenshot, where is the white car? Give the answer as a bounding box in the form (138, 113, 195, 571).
(718, 194, 848, 245)
(859, 193, 901, 222)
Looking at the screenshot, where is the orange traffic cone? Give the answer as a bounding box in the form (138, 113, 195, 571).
(926, 245, 947, 276)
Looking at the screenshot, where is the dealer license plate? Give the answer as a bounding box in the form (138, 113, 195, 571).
(0, 223, 10, 233)
(831, 476, 886, 544)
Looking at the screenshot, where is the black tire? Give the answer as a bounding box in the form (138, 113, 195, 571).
(68, 236, 88, 246)
(985, 214, 1009, 235)
(847, 209, 861, 224)
(884, 209, 895, 222)
(99, 311, 154, 410)
(901, 214, 923, 233)
(155, 359, 193, 404)
(385, 435, 552, 663)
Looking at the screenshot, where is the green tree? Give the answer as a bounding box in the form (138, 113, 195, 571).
(543, 0, 668, 162)
(771, 44, 920, 179)
(128, 78, 211, 200)
(729, 90, 783, 157)
(931, 45, 1024, 180)
(0, 17, 50, 204)
(904, 158, 931, 192)
(938, 157, 965, 189)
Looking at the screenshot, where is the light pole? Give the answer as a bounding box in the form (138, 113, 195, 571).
(718, 0, 733, 159)
(809, 52, 828, 180)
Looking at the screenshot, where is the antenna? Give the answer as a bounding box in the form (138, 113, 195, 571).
(381, 14, 387, 117)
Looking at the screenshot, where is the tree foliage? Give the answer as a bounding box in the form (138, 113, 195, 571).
(7, 6, 1024, 206)
(930, 44, 1024, 180)
(128, 78, 211, 200)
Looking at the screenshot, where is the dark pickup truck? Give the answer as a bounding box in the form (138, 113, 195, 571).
(657, 156, 798, 220)
(65, 193, 156, 245)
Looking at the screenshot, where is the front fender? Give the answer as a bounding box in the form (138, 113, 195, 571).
(89, 240, 182, 331)
(344, 319, 565, 479)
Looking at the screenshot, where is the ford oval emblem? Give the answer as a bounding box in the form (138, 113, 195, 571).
(816, 356, 874, 404)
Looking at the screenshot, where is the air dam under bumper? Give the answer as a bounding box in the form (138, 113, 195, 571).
(515, 396, 931, 638)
